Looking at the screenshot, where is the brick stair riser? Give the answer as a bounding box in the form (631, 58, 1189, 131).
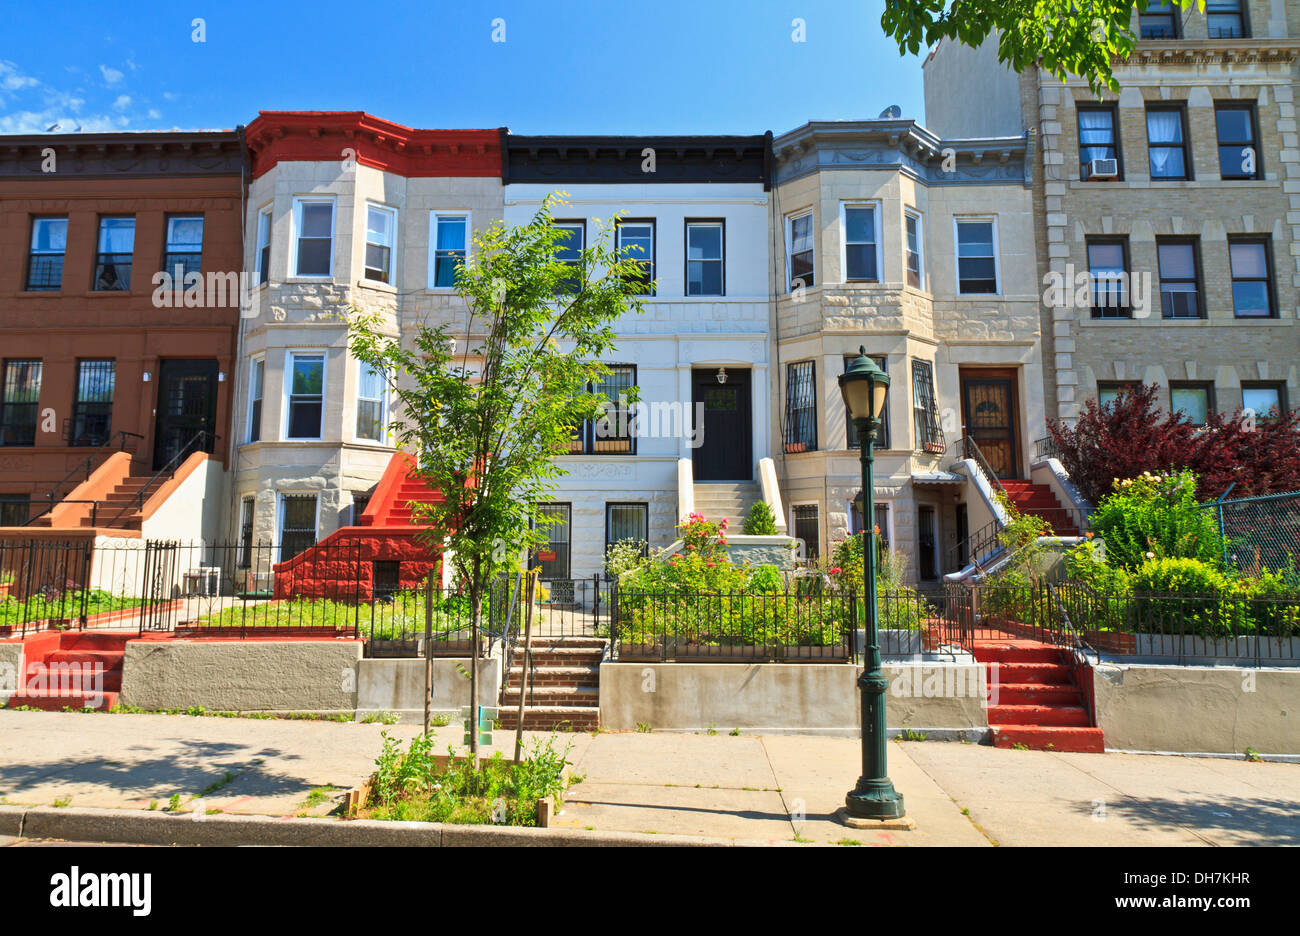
(502, 689, 597, 706)
(526, 652, 603, 667)
(498, 711, 599, 731)
(989, 705, 1090, 727)
(508, 670, 599, 689)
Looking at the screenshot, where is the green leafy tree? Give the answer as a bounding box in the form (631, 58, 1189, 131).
(349, 195, 646, 748)
(880, 1, 1191, 94)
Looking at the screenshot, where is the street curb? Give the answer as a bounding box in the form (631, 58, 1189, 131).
(0, 805, 765, 847)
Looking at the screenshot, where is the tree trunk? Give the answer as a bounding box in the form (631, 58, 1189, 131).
(514, 571, 536, 765)
(470, 554, 482, 754)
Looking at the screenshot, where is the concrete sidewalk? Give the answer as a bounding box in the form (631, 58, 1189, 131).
(0, 710, 1295, 845)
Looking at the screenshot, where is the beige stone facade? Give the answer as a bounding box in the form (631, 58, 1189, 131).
(771, 122, 1043, 583)
(927, 5, 1300, 426)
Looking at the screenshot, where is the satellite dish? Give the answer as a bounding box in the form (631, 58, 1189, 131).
(878, 104, 902, 119)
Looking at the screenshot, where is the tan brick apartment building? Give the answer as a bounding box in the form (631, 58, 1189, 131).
(0, 131, 244, 528)
(926, 1, 1300, 427)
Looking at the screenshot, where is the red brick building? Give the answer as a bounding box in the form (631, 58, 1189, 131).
(0, 130, 245, 527)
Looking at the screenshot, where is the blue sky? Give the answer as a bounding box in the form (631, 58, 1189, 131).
(0, 0, 926, 136)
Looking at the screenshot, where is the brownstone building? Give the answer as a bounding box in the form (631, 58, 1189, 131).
(0, 130, 245, 529)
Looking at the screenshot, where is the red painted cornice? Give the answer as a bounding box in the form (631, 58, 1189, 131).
(245, 111, 502, 179)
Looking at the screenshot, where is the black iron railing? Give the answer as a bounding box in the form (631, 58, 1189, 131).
(24, 430, 144, 527)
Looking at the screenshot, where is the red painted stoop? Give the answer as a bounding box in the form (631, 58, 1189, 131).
(999, 481, 1079, 535)
(974, 640, 1104, 753)
(5, 632, 128, 711)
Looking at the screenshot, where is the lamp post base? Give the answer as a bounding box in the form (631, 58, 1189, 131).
(844, 777, 907, 821)
(835, 807, 916, 831)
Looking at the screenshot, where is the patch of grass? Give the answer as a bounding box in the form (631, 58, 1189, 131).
(900, 729, 927, 742)
(166, 794, 182, 813)
(729, 728, 741, 736)
(298, 785, 338, 815)
(430, 714, 451, 728)
(792, 834, 813, 843)
(835, 838, 863, 846)
(361, 711, 401, 725)
(0, 589, 143, 630)
(147, 800, 158, 811)
(704, 723, 718, 736)
(198, 771, 236, 798)
(1244, 747, 1263, 762)
(52, 797, 71, 808)
(635, 721, 652, 733)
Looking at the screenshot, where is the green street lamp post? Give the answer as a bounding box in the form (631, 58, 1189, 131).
(838, 347, 906, 822)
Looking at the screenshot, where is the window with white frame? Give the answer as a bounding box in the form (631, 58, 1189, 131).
(429, 213, 469, 288)
(285, 352, 325, 439)
(786, 211, 814, 290)
(905, 211, 923, 288)
(255, 206, 272, 285)
(686, 220, 724, 296)
(841, 203, 880, 282)
(246, 357, 264, 443)
(292, 197, 335, 277)
(616, 219, 655, 295)
(162, 215, 204, 278)
(364, 204, 397, 283)
(356, 362, 387, 442)
(955, 219, 998, 294)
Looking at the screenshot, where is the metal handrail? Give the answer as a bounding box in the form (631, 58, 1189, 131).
(961, 435, 1008, 498)
(1032, 435, 1062, 462)
(105, 430, 216, 528)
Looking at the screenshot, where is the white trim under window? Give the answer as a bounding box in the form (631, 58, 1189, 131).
(284, 350, 326, 440)
(255, 205, 273, 285)
(953, 216, 1000, 296)
(291, 196, 336, 279)
(904, 210, 924, 289)
(364, 202, 398, 284)
(428, 211, 471, 289)
(839, 201, 883, 283)
(785, 210, 815, 292)
(246, 355, 265, 444)
(355, 360, 389, 443)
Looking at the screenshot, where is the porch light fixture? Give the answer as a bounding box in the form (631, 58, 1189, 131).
(837, 346, 907, 825)
(716, 367, 728, 385)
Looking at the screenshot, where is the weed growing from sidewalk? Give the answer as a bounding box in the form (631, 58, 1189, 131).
(1245, 747, 1262, 762)
(52, 797, 70, 808)
(198, 771, 235, 798)
(298, 785, 339, 816)
(166, 794, 182, 812)
(899, 729, 927, 742)
(361, 712, 401, 725)
(635, 722, 652, 733)
(835, 838, 863, 846)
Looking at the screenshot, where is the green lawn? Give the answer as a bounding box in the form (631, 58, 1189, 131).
(0, 589, 144, 629)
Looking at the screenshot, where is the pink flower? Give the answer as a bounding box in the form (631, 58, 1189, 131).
(829, 567, 842, 575)
(706, 561, 716, 568)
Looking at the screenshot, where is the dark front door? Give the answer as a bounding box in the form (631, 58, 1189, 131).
(153, 359, 218, 469)
(692, 368, 752, 481)
(961, 372, 1020, 479)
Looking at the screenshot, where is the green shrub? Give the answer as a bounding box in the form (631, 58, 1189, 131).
(1089, 470, 1224, 571)
(1129, 557, 1248, 636)
(1063, 537, 1133, 595)
(604, 539, 648, 578)
(741, 502, 779, 535)
(745, 564, 783, 593)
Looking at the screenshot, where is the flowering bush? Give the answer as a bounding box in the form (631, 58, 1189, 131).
(1089, 470, 1224, 571)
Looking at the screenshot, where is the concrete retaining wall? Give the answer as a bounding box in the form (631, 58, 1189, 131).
(356, 658, 500, 720)
(599, 662, 987, 736)
(1093, 663, 1300, 754)
(121, 639, 363, 713)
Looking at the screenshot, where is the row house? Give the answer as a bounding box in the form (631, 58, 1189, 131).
(0, 130, 243, 534)
(770, 119, 1046, 583)
(500, 135, 773, 581)
(231, 112, 501, 557)
(926, 0, 1300, 426)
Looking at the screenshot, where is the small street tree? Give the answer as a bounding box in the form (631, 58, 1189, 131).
(349, 195, 647, 748)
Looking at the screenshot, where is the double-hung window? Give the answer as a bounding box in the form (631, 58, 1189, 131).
(911, 360, 944, 453)
(1216, 105, 1259, 180)
(293, 198, 335, 277)
(286, 352, 325, 439)
(605, 503, 649, 553)
(1087, 238, 1130, 317)
(904, 212, 923, 288)
(1078, 106, 1121, 179)
(955, 219, 998, 294)
(1207, 0, 1248, 37)
(72, 360, 115, 446)
(364, 204, 397, 283)
(93, 216, 134, 290)
(787, 212, 814, 290)
(247, 358, 264, 443)
(162, 215, 204, 279)
(616, 220, 655, 295)
(841, 203, 880, 282)
(784, 361, 817, 453)
(1157, 238, 1202, 319)
(26, 217, 67, 290)
(554, 221, 585, 294)
(356, 362, 388, 442)
(0, 360, 41, 446)
(255, 207, 273, 285)
(1139, 0, 1179, 38)
(845, 354, 890, 450)
(685, 220, 724, 296)
(1147, 107, 1190, 181)
(1229, 237, 1274, 318)
(430, 213, 468, 288)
